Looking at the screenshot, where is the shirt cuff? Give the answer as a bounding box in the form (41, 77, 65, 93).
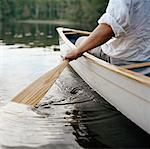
(98, 13, 126, 37)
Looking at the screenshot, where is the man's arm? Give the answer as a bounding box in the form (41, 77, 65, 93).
(64, 23, 114, 61)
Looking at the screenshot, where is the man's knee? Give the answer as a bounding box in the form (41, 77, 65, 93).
(75, 36, 88, 47)
(75, 36, 102, 57)
(75, 36, 110, 62)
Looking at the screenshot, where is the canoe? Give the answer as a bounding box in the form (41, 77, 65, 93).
(57, 27, 150, 134)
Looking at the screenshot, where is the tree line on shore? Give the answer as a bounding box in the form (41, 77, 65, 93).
(0, 0, 109, 28)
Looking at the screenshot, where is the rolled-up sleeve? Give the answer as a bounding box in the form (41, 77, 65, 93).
(98, 0, 131, 37)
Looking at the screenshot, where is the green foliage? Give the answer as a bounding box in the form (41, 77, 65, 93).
(0, 0, 109, 28)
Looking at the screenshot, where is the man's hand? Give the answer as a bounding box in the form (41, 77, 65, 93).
(64, 49, 82, 61)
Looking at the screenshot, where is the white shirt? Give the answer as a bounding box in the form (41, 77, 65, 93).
(98, 0, 150, 62)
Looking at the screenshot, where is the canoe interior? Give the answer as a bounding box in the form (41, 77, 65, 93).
(64, 30, 150, 77)
(65, 33, 81, 45)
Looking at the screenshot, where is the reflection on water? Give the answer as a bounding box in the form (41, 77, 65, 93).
(0, 22, 78, 47)
(0, 45, 150, 148)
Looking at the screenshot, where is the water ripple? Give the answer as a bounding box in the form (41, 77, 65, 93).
(0, 102, 79, 148)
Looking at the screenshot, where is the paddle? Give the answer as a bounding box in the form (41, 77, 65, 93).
(12, 60, 69, 106)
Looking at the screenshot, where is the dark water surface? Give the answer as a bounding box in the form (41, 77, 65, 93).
(0, 45, 150, 149)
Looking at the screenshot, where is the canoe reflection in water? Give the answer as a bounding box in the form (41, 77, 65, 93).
(36, 66, 150, 148)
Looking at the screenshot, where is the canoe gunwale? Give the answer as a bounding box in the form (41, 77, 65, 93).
(57, 27, 150, 87)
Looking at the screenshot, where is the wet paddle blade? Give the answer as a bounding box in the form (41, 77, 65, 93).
(12, 60, 68, 106)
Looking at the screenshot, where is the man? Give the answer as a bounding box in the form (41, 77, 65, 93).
(64, 0, 150, 67)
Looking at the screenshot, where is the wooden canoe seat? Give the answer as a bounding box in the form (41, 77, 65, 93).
(120, 62, 150, 77)
(120, 62, 150, 69)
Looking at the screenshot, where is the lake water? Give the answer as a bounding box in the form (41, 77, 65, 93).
(0, 22, 150, 148)
(0, 21, 81, 47)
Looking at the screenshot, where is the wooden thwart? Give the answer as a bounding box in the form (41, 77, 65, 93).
(12, 60, 69, 106)
(120, 62, 150, 69)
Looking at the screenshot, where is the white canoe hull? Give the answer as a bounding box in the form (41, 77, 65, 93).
(57, 28, 150, 134)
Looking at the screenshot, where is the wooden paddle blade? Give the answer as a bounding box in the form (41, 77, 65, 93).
(12, 60, 68, 106)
